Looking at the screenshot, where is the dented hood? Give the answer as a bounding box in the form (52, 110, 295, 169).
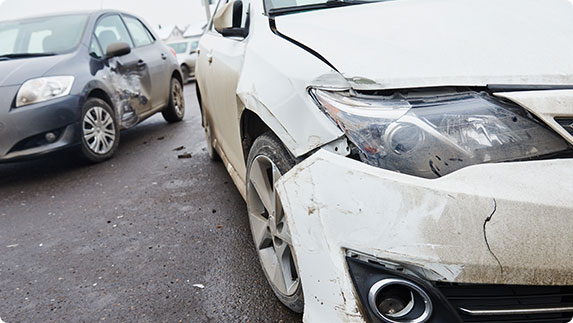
(274, 0, 573, 90)
(0, 55, 69, 87)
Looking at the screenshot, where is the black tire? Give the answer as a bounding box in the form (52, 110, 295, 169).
(246, 132, 304, 313)
(181, 65, 190, 84)
(162, 77, 185, 123)
(79, 98, 120, 163)
(204, 115, 220, 161)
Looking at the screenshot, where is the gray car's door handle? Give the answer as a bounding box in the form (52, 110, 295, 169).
(161, 53, 167, 60)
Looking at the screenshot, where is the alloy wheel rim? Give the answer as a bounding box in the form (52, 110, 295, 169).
(83, 106, 116, 155)
(247, 155, 300, 296)
(172, 81, 184, 117)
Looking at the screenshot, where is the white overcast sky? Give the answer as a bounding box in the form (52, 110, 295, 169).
(0, 0, 210, 31)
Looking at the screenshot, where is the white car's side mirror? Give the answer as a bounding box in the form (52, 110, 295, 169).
(214, 0, 248, 38)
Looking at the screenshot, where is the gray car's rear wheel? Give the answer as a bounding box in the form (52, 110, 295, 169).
(162, 77, 185, 123)
(246, 133, 304, 313)
(79, 98, 119, 163)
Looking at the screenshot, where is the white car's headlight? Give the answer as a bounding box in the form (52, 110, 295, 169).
(311, 89, 570, 178)
(16, 76, 75, 107)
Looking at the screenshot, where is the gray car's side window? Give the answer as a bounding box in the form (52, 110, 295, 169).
(95, 14, 134, 54)
(123, 16, 152, 47)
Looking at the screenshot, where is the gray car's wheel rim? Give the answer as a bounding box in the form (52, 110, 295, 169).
(172, 80, 184, 118)
(83, 106, 116, 155)
(247, 155, 300, 297)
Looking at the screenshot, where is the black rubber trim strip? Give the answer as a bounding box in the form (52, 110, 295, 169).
(268, 17, 338, 72)
(488, 84, 573, 92)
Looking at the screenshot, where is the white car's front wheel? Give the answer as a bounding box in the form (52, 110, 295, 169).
(246, 133, 304, 313)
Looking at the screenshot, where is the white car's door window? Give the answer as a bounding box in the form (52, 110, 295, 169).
(266, 0, 387, 14)
(209, 0, 227, 33)
(210, 0, 250, 35)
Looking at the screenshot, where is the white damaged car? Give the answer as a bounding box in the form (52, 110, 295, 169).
(195, 0, 573, 322)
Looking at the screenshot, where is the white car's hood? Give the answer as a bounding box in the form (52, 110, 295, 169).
(274, 0, 573, 90)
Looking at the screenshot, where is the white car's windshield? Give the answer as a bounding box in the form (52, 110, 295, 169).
(168, 40, 199, 54)
(168, 42, 188, 54)
(0, 14, 88, 58)
(266, 0, 389, 15)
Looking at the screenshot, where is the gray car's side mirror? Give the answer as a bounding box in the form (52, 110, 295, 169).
(213, 0, 248, 38)
(106, 42, 131, 58)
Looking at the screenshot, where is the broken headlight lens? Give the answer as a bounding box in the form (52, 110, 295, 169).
(16, 76, 75, 107)
(311, 89, 569, 178)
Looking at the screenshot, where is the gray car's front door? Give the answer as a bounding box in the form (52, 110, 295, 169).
(122, 15, 170, 110)
(95, 14, 153, 123)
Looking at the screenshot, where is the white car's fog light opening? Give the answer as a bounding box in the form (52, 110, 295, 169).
(368, 279, 433, 323)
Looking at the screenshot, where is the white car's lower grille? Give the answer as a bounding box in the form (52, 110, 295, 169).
(437, 283, 573, 323)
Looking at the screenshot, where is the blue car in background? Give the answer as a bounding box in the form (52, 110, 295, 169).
(0, 10, 184, 163)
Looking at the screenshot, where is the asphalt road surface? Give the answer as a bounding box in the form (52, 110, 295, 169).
(0, 83, 303, 323)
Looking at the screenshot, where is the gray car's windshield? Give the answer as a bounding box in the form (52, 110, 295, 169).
(266, 0, 389, 15)
(0, 14, 88, 58)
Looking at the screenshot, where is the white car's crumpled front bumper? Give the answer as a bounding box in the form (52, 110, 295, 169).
(276, 149, 573, 322)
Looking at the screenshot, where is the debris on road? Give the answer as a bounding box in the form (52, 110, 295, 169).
(173, 146, 185, 151)
(177, 153, 192, 159)
(6, 244, 18, 248)
(192, 284, 205, 289)
(216, 225, 223, 229)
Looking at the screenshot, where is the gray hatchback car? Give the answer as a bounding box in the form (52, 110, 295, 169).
(0, 10, 184, 163)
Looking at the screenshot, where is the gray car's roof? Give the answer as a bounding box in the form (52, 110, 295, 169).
(0, 9, 140, 23)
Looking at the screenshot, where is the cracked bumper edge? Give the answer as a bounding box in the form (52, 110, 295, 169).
(276, 149, 573, 322)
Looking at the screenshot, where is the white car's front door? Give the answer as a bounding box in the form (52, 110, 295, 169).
(200, 0, 250, 183)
